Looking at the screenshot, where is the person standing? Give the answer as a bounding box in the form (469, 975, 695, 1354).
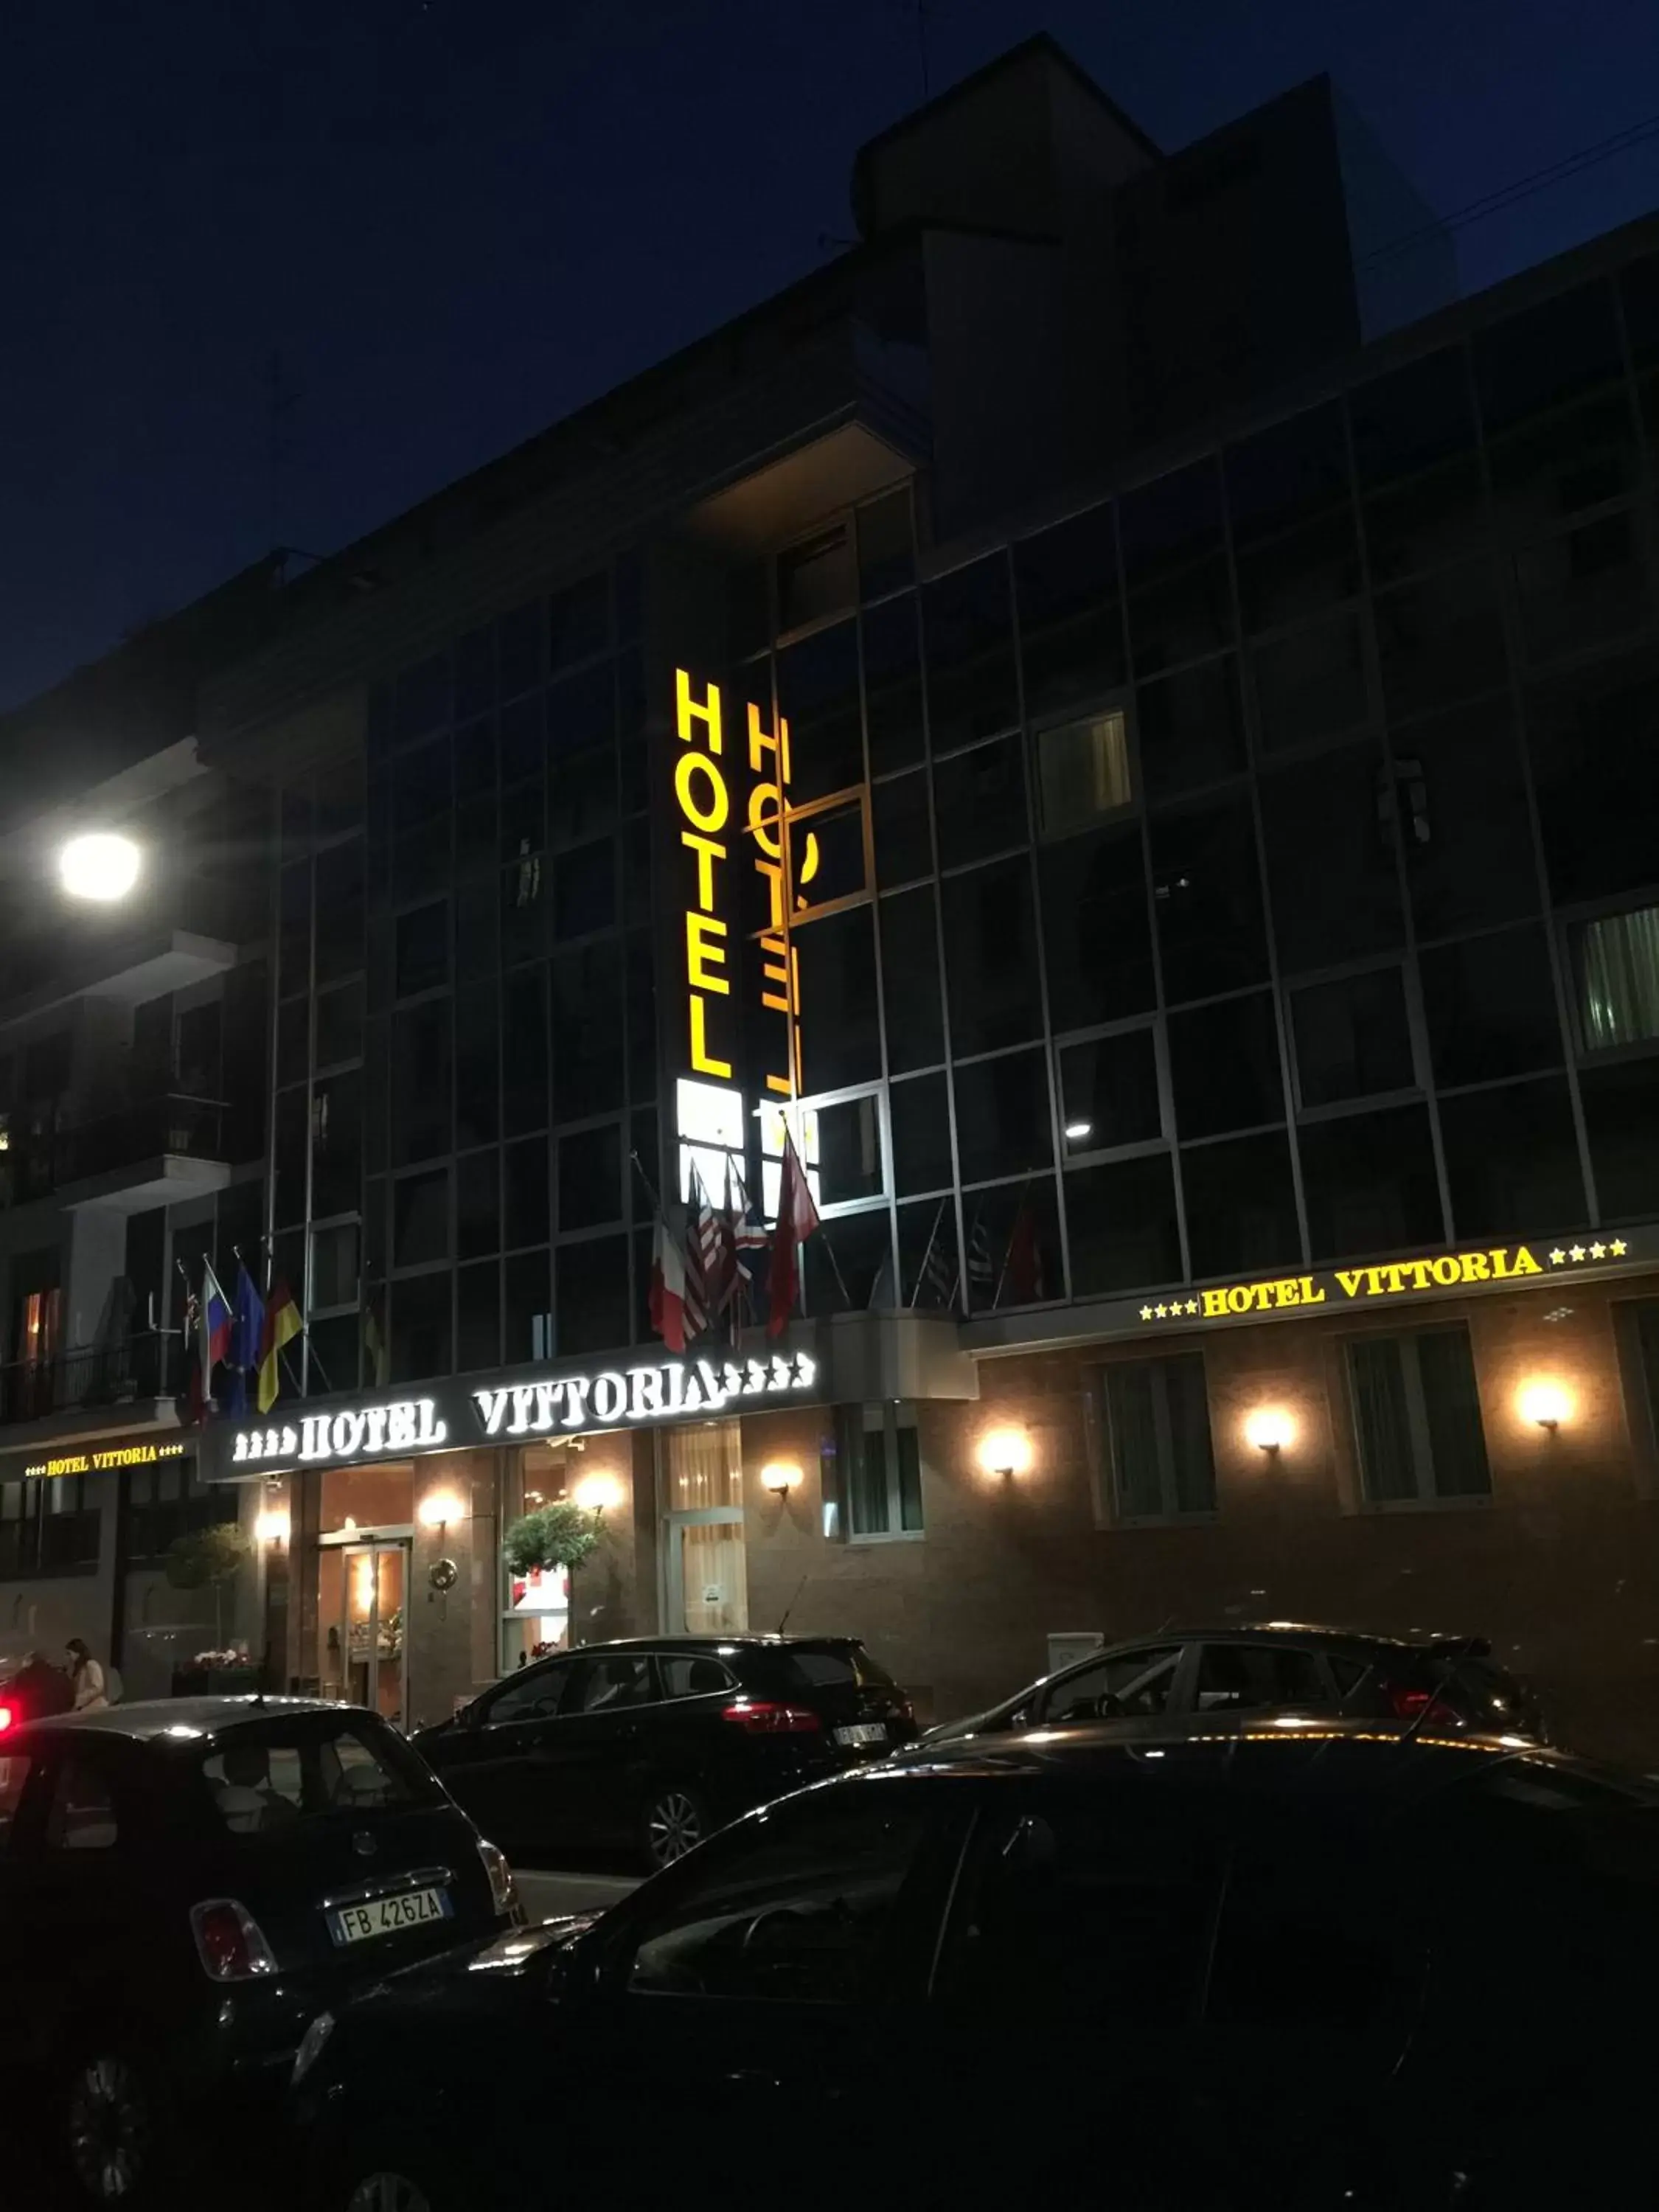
(66, 1638, 108, 1712)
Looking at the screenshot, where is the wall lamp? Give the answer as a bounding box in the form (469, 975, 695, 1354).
(1518, 1381, 1571, 1432)
(761, 1460, 804, 1496)
(253, 1508, 290, 1546)
(1243, 1408, 1293, 1455)
(978, 1425, 1032, 1480)
(417, 1489, 465, 1531)
(571, 1470, 625, 1513)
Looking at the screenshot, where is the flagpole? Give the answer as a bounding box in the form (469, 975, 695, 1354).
(908, 1196, 947, 1310)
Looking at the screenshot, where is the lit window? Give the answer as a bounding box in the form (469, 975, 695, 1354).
(1036, 709, 1132, 835)
(1576, 905, 1659, 1051)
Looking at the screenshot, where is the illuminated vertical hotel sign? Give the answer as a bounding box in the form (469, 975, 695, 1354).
(671, 669, 813, 1212)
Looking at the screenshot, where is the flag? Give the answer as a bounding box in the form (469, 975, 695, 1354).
(911, 1197, 956, 1310)
(224, 1265, 265, 1419)
(363, 1287, 389, 1388)
(687, 1169, 731, 1333)
(728, 1161, 770, 1307)
(194, 1260, 232, 1420)
(768, 1130, 820, 1338)
(257, 1276, 302, 1414)
(1002, 1201, 1046, 1305)
(648, 1217, 689, 1354)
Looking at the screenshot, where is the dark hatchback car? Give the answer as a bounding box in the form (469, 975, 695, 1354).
(415, 1634, 916, 1868)
(923, 1623, 1545, 1745)
(0, 1697, 518, 2207)
(297, 1722, 1659, 2211)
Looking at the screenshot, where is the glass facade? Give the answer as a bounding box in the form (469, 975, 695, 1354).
(269, 246, 1659, 1388)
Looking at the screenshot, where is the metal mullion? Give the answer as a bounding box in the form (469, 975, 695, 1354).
(1470, 338, 1601, 1231)
(1340, 387, 1455, 1247)
(1115, 496, 1192, 1287)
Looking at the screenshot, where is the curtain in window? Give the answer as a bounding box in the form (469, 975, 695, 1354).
(666, 1419, 742, 1509)
(1579, 905, 1659, 1050)
(1106, 1363, 1163, 1517)
(844, 1411, 890, 1535)
(1416, 1328, 1491, 1498)
(1349, 1338, 1416, 1502)
(1164, 1355, 1217, 1513)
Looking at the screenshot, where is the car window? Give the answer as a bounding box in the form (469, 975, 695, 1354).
(936, 1793, 1220, 2029)
(781, 1645, 895, 1692)
(574, 1655, 656, 1712)
(660, 1654, 736, 1698)
(199, 1722, 424, 1832)
(1327, 1656, 1370, 1697)
(484, 1658, 577, 1726)
(0, 1753, 35, 1853)
(623, 1795, 935, 2006)
(44, 1754, 120, 1851)
(1194, 1645, 1330, 1714)
(1040, 1645, 1182, 1722)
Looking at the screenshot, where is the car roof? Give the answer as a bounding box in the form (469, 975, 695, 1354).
(8, 1695, 372, 1745)
(886, 1717, 1645, 1795)
(1084, 1624, 1486, 1657)
(535, 1635, 866, 1656)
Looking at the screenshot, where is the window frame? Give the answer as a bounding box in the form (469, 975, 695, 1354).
(838, 1402, 925, 1544)
(1032, 694, 1138, 844)
(1096, 1352, 1219, 1526)
(1343, 1324, 1492, 1510)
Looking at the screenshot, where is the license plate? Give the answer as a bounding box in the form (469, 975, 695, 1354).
(330, 1886, 451, 1947)
(834, 1722, 888, 1747)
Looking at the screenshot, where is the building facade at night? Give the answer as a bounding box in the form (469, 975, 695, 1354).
(9, 39, 1659, 1758)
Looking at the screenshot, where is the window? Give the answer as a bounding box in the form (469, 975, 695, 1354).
(1034, 711, 1131, 834)
(1298, 1105, 1444, 1261)
(660, 1654, 736, 1699)
(484, 1658, 576, 1726)
(1259, 746, 1403, 973)
(952, 1050, 1052, 1185)
(1181, 1130, 1301, 1278)
(1013, 504, 1125, 722)
(1059, 1029, 1161, 1153)
(1192, 1644, 1330, 1714)
(625, 1795, 933, 2004)
(1437, 1078, 1585, 1239)
(1137, 658, 1245, 801)
(813, 1095, 884, 1205)
(44, 1756, 119, 1850)
(1576, 906, 1659, 1052)
(394, 902, 448, 997)
(1169, 992, 1283, 1139)
(558, 1124, 622, 1231)
(1064, 1155, 1180, 1295)
(393, 1169, 449, 1268)
(311, 1222, 360, 1310)
(1348, 1328, 1490, 1505)
(128, 1456, 240, 1562)
(1041, 824, 1155, 1029)
(923, 556, 1018, 754)
(1037, 1645, 1183, 1723)
(1150, 796, 1267, 1003)
(880, 894, 944, 1074)
(838, 1403, 923, 1538)
(1421, 926, 1562, 1087)
(778, 525, 855, 634)
(201, 1722, 423, 1831)
(933, 736, 1028, 869)
(571, 1655, 655, 1711)
(1102, 1355, 1216, 1520)
(1292, 970, 1414, 1107)
(942, 858, 1041, 1057)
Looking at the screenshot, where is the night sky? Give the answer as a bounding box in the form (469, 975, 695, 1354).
(4, 0, 1657, 710)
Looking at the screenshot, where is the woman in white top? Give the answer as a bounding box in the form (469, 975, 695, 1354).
(66, 1638, 109, 1712)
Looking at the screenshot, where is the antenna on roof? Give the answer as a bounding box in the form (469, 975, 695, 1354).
(776, 1573, 809, 1637)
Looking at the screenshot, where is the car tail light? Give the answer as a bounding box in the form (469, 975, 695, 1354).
(189, 1898, 279, 1981)
(1385, 1683, 1457, 1725)
(0, 1705, 13, 1734)
(477, 1837, 520, 1921)
(720, 1700, 822, 1735)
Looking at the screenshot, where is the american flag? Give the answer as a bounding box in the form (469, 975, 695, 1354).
(687, 1167, 733, 1329)
(727, 1158, 769, 1284)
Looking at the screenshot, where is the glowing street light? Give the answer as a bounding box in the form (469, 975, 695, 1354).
(60, 832, 141, 902)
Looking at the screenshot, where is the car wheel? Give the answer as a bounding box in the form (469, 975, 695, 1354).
(643, 1781, 709, 1869)
(347, 2174, 435, 2212)
(64, 2051, 158, 2206)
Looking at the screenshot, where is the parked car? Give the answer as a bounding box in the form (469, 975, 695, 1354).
(295, 1720, 1659, 2210)
(0, 1651, 77, 1725)
(414, 1634, 917, 1870)
(0, 1697, 518, 2208)
(920, 1623, 1545, 1745)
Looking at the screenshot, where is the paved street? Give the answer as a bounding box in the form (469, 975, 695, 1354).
(515, 1864, 641, 1920)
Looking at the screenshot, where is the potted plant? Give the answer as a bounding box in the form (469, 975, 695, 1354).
(165, 1523, 258, 1694)
(501, 1500, 604, 1644)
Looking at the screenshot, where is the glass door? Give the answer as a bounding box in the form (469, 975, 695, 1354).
(335, 1540, 408, 1728)
(659, 1420, 748, 1634)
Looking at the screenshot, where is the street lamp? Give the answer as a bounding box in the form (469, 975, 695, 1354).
(60, 832, 141, 902)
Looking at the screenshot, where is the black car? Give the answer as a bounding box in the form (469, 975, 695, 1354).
(0, 1697, 518, 2208)
(296, 1721, 1659, 2211)
(414, 1633, 917, 1869)
(922, 1622, 1545, 1745)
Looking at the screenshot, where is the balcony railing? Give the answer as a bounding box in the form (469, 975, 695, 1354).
(1, 1092, 226, 1208)
(0, 1331, 183, 1428)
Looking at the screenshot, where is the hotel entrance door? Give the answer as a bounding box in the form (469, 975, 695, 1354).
(322, 1540, 408, 1728)
(658, 1421, 748, 1635)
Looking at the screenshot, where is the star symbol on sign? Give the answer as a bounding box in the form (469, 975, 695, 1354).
(1155, 1304, 1169, 1319)
(1590, 1242, 1607, 1259)
(1140, 1306, 1153, 1321)
(1186, 1299, 1200, 1315)
(1569, 1245, 1586, 1263)
(1611, 1239, 1629, 1256)
(1549, 1249, 1567, 1265)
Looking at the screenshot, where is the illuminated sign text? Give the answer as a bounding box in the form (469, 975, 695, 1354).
(24, 1438, 187, 1480)
(473, 1350, 816, 1439)
(1136, 1238, 1632, 1326)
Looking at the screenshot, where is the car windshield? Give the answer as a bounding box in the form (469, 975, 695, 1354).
(196, 1719, 439, 1834)
(780, 1644, 895, 1691)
